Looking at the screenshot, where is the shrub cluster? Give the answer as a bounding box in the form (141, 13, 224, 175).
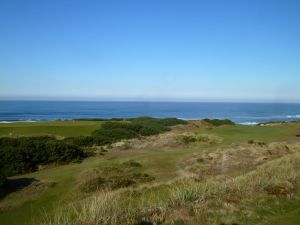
(248, 139, 267, 146)
(181, 135, 197, 145)
(74, 118, 125, 121)
(0, 136, 85, 186)
(203, 118, 235, 126)
(67, 117, 186, 147)
(0, 117, 185, 186)
(78, 161, 154, 193)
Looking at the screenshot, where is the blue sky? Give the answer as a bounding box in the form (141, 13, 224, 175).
(0, 0, 299, 102)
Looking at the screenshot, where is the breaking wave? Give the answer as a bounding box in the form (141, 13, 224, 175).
(239, 122, 259, 126)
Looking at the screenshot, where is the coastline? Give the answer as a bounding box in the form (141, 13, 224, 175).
(1, 117, 299, 126)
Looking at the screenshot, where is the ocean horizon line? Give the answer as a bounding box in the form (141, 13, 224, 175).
(1, 99, 300, 104)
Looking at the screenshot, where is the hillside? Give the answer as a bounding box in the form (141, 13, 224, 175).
(0, 119, 299, 225)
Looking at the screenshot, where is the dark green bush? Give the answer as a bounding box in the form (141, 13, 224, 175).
(138, 126, 162, 136)
(129, 117, 186, 127)
(197, 157, 204, 163)
(0, 117, 185, 187)
(203, 119, 235, 126)
(101, 121, 142, 132)
(123, 160, 142, 167)
(64, 136, 94, 147)
(159, 118, 187, 126)
(90, 117, 185, 145)
(0, 136, 85, 186)
(248, 139, 255, 144)
(92, 127, 138, 143)
(181, 135, 197, 145)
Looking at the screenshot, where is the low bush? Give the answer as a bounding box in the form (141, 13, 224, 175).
(81, 173, 153, 192)
(139, 126, 164, 136)
(78, 162, 154, 193)
(197, 157, 204, 163)
(122, 160, 142, 167)
(248, 139, 255, 144)
(181, 135, 197, 145)
(203, 119, 235, 126)
(0, 136, 85, 186)
(64, 136, 94, 147)
(0, 117, 185, 186)
(247, 140, 266, 146)
(79, 177, 106, 193)
(129, 117, 186, 128)
(92, 128, 138, 143)
(74, 118, 125, 121)
(90, 117, 186, 145)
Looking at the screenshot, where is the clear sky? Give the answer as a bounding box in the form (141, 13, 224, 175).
(0, 0, 299, 102)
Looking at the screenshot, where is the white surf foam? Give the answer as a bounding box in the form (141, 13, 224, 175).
(286, 115, 300, 118)
(0, 120, 37, 123)
(239, 122, 259, 125)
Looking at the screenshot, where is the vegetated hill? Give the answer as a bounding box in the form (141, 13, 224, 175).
(1, 120, 299, 225)
(0, 117, 186, 187)
(64, 117, 187, 146)
(42, 142, 300, 225)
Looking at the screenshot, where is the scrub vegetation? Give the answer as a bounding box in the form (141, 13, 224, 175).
(202, 119, 235, 126)
(0, 136, 84, 186)
(0, 118, 185, 187)
(0, 118, 299, 225)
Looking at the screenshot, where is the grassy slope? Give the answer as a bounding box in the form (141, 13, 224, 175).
(0, 121, 299, 225)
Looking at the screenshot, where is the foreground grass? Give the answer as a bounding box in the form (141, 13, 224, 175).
(42, 152, 300, 225)
(0, 121, 300, 225)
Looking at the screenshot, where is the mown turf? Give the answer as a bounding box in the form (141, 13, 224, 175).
(196, 123, 300, 144)
(0, 120, 102, 137)
(0, 121, 300, 225)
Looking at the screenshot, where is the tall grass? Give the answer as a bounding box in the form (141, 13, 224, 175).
(43, 152, 300, 225)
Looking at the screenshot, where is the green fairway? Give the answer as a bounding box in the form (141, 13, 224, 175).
(0, 121, 299, 225)
(205, 123, 300, 144)
(0, 120, 103, 137)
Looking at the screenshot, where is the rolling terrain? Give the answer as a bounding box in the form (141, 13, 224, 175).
(0, 119, 299, 225)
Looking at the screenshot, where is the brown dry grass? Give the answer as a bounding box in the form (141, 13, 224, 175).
(42, 143, 300, 225)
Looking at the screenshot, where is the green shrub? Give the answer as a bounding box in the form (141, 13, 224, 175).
(64, 136, 94, 147)
(198, 135, 210, 142)
(139, 126, 162, 136)
(79, 177, 106, 193)
(123, 160, 142, 167)
(78, 162, 154, 193)
(79, 172, 154, 193)
(197, 157, 204, 163)
(203, 119, 235, 126)
(129, 117, 186, 127)
(257, 141, 266, 146)
(92, 127, 138, 143)
(248, 139, 255, 144)
(90, 117, 185, 146)
(159, 118, 187, 126)
(182, 135, 197, 145)
(0, 136, 85, 183)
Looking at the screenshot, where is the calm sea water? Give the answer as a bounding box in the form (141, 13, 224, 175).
(0, 101, 300, 124)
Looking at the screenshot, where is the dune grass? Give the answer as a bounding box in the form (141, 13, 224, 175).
(41, 152, 300, 225)
(0, 121, 299, 225)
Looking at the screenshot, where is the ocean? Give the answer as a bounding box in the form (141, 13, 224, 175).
(0, 101, 299, 124)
